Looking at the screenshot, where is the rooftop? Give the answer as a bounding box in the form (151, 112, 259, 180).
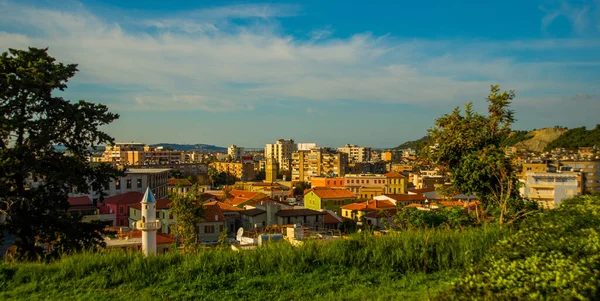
(239, 208, 266, 217)
(341, 200, 396, 211)
(275, 208, 326, 217)
(103, 192, 144, 205)
(126, 168, 172, 174)
(306, 187, 356, 199)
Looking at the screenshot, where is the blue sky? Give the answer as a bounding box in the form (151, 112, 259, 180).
(1, 0, 599, 148)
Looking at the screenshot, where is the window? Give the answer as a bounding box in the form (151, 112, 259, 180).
(137, 179, 142, 188)
(119, 206, 124, 214)
(204, 225, 215, 233)
(219, 225, 224, 232)
(115, 180, 121, 190)
(127, 179, 132, 189)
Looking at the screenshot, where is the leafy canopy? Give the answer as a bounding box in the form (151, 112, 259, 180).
(0, 47, 120, 259)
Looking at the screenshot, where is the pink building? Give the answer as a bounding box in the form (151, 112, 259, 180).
(100, 192, 143, 227)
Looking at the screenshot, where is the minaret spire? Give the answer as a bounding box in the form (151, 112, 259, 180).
(136, 187, 161, 256)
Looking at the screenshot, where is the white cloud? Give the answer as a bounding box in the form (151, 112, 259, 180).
(539, 0, 599, 34)
(0, 1, 598, 114)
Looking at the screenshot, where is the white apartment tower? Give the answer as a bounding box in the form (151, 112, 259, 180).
(227, 144, 245, 161)
(136, 187, 161, 256)
(337, 144, 372, 163)
(264, 139, 297, 171)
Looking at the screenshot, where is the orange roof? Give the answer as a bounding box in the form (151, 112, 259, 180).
(364, 208, 398, 218)
(229, 190, 262, 199)
(341, 200, 396, 212)
(409, 187, 436, 194)
(68, 196, 92, 206)
(204, 201, 243, 212)
(384, 172, 405, 178)
(203, 204, 226, 222)
(104, 192, 144, 205)
(306, 187, 356, 199)
(323, 211, 343, 224)
(383, 194, 427, 202)
(168, 178, 193, 186)
(405, 203, 424, 208)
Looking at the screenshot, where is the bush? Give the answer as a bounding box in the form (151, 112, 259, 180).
(440, 194, 600, 300)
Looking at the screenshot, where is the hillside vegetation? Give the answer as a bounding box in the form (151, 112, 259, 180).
(511, 127, 567, 152)
(0, 227, 505, 301)
(545, 124, 600, 151)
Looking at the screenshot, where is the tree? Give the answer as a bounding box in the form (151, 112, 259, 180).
(293, 181, 311, 196)
(423, 85, 535, 226)
(0, 47, 120, 259)
(168, 184, 206, 253)
(208, 166, 218, 189)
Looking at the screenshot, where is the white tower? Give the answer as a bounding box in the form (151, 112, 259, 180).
(136, 187, 161, 256)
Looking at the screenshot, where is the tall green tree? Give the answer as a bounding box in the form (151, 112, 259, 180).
(424, 85, 534, 226)
(0, 47, 120, 259)
(168, 184, 206, 253)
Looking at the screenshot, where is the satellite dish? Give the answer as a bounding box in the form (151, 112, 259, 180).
(236, 227, 244, 241)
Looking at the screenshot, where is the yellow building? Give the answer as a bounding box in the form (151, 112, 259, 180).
(358, 186, 385, 200)
(340, 199, 396, 221)
(561, 160, 600, 194)
(384, 172, 407, 194)
(210, 162, 255, 181)
(291, 149, 347, 182)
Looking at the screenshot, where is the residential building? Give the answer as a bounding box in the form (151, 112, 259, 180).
(239, 208, 267, 230)
(204, 201, 243, 234)
(228, 145, 245, 161)
(304, 187, 357, 215)
(223, 190, 271, 208)
(344, 174, 387, 195)
(265, 139, 297, 171)
(381, 150, 402, 162)
(297, 143, 318, 151)
(129, 163, 207, 178)
(347, 162, 387, 174)
(197, 203, 227, 243)
(561, 160, 600, 194)
(520, 172, 581, 209)
(210, 162, 255, 181)
(337, 144, 372, 163)
(275, 209, 325, 229)
(167, 178, 194, 195)
(374, 194, 427, 206)
(384, 172, 408, 194)
(100, 192, 144, 227)
(411, 173, 446, 189)
(323, 210, 343, 230)
(291, 149, 348, 182)
(310, 177, 346, 188)
(99, 142, 193, 165)
(358, 186, 385, 200)
(388, 163, 414, 173)
(340, 199, 396, 221)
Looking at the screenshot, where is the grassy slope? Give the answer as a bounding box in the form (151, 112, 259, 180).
(0, 227, 505, 301)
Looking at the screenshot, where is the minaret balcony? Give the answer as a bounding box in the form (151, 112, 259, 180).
(136, 220, 162, 231)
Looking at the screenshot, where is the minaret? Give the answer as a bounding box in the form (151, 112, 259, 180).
(136, 187, 161, 256)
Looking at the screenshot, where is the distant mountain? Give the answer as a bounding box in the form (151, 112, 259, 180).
(151, 143, 227, 152)
(395, 136, 428, 150)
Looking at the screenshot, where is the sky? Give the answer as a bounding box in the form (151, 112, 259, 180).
(0, 0, 599, 148)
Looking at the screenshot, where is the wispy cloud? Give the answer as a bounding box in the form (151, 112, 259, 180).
(539, 0, 599, 34)
(0, 0, 598, 116)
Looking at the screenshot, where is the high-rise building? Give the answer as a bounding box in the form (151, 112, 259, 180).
(266, 158, 278, 183)
(227, 144, 245, 161)
(337, 144, 372, 163)
(297, 143, 318, 151)
(291, 149, 348, 182)
(99, 142, 190, 165)
(560, 160, 600, 194)
(265, 139, 297, 171)
(520, 172, 580, 209)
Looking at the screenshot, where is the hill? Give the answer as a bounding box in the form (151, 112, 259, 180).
(544, 124, 600, 151)
(151, 143, 227, 152)
(510, 127, 567, 152)
(395, 136, 428, 149)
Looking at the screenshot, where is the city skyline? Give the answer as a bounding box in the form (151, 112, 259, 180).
(1, 0, 599, 148)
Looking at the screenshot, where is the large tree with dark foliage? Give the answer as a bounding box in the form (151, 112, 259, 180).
(0, 47, 120, 259)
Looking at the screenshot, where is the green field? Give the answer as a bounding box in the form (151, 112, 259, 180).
(0, 227, 505, 300)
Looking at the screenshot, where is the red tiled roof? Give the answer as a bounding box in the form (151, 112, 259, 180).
(409, 188, 436, 194)
(382, 194, 427, 202)
(275, 208, 325, 217)
(104, 192, 144, 205)
(341, 200, 396, 211)
(68, 196, 93, 206)
(384, 172, 405, 178)
(323, 211, 343, 224)
(306, 187, 356, 199)
(129, 198, 172, 210)
(168, 178, 193, 186)
(203, 204, 226, 222)
(204, 201, 243, 212)
(364, 208, 398, 218)
(230, 190, 262, 199)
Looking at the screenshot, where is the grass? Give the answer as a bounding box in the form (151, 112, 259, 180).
(0, 226, 506, 300)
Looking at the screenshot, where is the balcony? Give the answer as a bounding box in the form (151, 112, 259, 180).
(136, 220, 161, 230)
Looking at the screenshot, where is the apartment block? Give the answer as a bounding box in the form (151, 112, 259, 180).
(210, 162, 256, 181)
(228, 145, 245, 161)
(343, 174, 387, 195)
(291, 149, 348, 182)
(520, 172, 580, 209)
(265, 139, 297, 171)
(337, 144, 372, 163)
(99, 142, 192, 165)
(560, 160, 600, 194)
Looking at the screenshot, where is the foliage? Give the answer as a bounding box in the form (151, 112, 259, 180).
(167, 184, 206, 253)
(395, 136, 430, 151)
(545, 124, 600, 151)
(394, 206, 476, 229)
(0, 47, 120, 259)
(441, 195, 600, 300)
(423, 85, 533, 226)
(0, 226, 506, 300)
(499, 130, 532, 147)
(293, 181, 311, 196)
